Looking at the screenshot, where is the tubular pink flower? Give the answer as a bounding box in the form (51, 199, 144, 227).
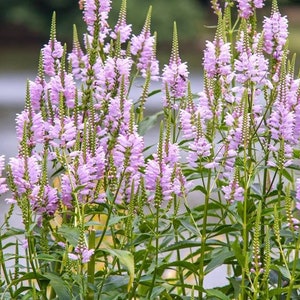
(48, 73, 76, 108)
(162, 61, 188, 100)
(296, 178, 300, 210)
(268, 103, 295, 143)
(47, 116, 77, 149)
(180, 110, 196, 140)
(9, 156, 40, 195)
(203, 41, 216, 77)
(203, 39, 232, 78)
(61, 150, 105, 207)
(145, 159, 174, 202)
(164, 142, 180, 167)
(61, 174, 74, 207)
(234, 52, 269, 85)
(145, 142, 186, 202)
(29, 76, 45, 110)
(113, 133, 145, 174)
(81, 248, 95, 263)
(263, 12, 288, 60)
(236, 0, 264, 19)
(93, 57, 132, 98)
(31, 112, 46, 144)
(222, 179, 244, 204)
(187, 137, 211, 168)
(103, 96, 133, 135)
(112, 132, 145, 203)
(16, 110, 46, 146)
(131, 31, 159, 80)
(31, 185, 59, 225)
(0, 156, 8, 195)
(16, 110, 29, 141)
(111, 21, 132, 44)
(83, 0, 112, 42)
(42, 40, 64, 76)
(294, 104, 300, 142)
(268, 80, 296, 167)
(198, 91, 214, 120)
(68, 39, 89, 81)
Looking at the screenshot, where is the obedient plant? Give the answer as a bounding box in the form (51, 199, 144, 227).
(1, 0, 300, 299)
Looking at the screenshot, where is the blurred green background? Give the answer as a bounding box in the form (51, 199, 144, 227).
(0, 0, 300, 72)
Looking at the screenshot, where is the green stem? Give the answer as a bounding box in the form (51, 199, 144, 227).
(147, 204, 160, 299)
(128, 236, 153, 299)
(173, 197, 186, 296)
(286, 231, 300, 299)
(0, 232, 14, 298)
(241, 187, 249, 300)
(87, 228, 96, 300)
(198, 169, 211, 300)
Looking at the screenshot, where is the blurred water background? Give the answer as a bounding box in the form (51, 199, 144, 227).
(1, 0, 300, 288)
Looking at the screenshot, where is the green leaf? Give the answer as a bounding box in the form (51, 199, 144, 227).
(281, 169, 293, 183)
(9, 272, 44, 287)
(102, 275, 129, 291)
(293, 149, 300, 159)
(0, 228, 25, 240)
(287, 163, 300, 171)
(37, 254, 61, 262)
(205, 250, 234, 274)
(84, 220, 102, 227)
(50, 165, 65, 178)
(231, 240, 245, 268)
(73, 184, 88, 193)
(101, 248, 134, 291)
(271, 264, 291, 280)
(57, 224, 80, 246)
(150, 286, 167, 298)
(107, 215, 127, 227)
(206, 288, 231, 300)
(209, 224, 241, 238)
(13, 286, 33, 298)
(191, 185, 207, 194)
(44, 273, 70, 300)
(160, 240, 201, 252)
(158, 260, 198, 274)
(138, 111, 163, 135)
(178, 219, 200, 236)
(148, 89, 161, 97)
(269, 287, 289, 297)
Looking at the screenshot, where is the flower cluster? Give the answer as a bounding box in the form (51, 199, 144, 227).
(236, 0, 264, 19)
(263, 11, 288, 60)
(6, 0, 190, 264)
(145, 140, 187, 204)
(0, 155, 8, 195)
(3, 1, 300, 297)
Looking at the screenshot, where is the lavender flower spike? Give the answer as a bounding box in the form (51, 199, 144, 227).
(0, 156, 8, 195)
(162, 22, 188, 104)
(42, 13, 64, 76)
(83, 0, 112, 42)
(296, 178, 300, 210)
(236, 0, 264, 19)
(131, 7, 159, 80)
(263, 10, 288, 60)
(111, 0, 132, 43)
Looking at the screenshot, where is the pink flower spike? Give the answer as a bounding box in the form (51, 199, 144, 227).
(82, 248, 95, 263)
(236, 0, 265, 19)
(263, 12, 288, 60)
(42, 40, 64, 76)
(0, 155, 8, 195)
